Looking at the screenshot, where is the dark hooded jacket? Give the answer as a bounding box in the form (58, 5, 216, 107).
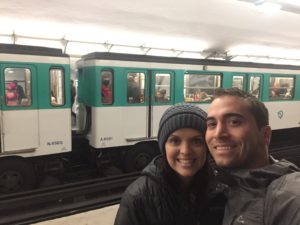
(114, 155, 225, 225)
(218, 157, 300, 225)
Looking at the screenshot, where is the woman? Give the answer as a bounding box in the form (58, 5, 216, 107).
(101, 79, 112, 104)
(114, 103, 224, 225)
(6, 82, 18, 105)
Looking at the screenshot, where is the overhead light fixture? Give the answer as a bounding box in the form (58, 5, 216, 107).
(254, 0, 266, 5)
(238, 0, 300, 15)
(255, 1, 282, 13)
(284, 0, 300, 7)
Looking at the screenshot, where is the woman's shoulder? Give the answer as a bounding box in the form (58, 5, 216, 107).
(123, 173, 164, 198)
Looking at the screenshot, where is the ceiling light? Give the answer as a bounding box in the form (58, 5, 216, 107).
(284, 0, 300, 7)
(256, 2, 282, 13)
(238, 0, 300, 15)
(254, 0, 266, 5)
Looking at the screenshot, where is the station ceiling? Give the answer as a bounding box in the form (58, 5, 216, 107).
(1, 0, 300, 64)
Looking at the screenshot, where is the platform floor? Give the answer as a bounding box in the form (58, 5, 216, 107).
(32, 204, 119, 225)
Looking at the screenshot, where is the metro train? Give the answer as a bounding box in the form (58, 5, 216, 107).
(1, 43, 300, 194)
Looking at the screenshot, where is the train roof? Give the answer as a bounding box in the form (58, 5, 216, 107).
(81, 52, 300, 71)
(0, 44, 69, 57)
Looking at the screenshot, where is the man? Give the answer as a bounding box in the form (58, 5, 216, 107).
(155, 89, 168, 102)
(70, 80, 76, 117)
(13, 80, 25, 104)
(205, 88, 300, 225)
(127, 76, 141, 104)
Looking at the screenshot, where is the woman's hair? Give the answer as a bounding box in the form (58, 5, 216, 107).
(160, 154, 212, 208)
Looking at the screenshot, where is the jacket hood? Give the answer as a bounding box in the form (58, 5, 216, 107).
(141, 155, 164, 180)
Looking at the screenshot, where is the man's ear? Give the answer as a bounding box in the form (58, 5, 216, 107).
(262, 125, 272, 145)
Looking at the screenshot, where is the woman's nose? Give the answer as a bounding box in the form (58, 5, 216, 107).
(179, 141, 191, 154)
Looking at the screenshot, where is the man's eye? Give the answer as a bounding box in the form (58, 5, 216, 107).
(206, 121, 216, 128)
(228, 119, 242, 126)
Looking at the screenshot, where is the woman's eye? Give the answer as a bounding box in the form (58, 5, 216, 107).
(168, 137, 180, 145)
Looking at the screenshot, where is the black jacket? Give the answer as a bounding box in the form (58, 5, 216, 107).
(114, 155, 225, 225)
(218, 157, 300, 225)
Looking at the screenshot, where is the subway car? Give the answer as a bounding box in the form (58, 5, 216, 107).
(1, 44, 300, 194)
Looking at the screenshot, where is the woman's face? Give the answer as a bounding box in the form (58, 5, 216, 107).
(165, 128, 207, 182)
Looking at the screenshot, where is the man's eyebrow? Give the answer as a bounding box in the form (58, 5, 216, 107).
(206, 116, 215, 121)
(224, 113, 245, 119)
(206, 113, 245, 121)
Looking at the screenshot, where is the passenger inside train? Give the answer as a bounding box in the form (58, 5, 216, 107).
(70, 80, 77, 117)
(101, 78, 112, 104)
(155, 89, 169, 102)
(127, 75, 141, 103)
(51, 91, 58, 105)
(13, 80, 26, 104)
(5, 82, 18, 106)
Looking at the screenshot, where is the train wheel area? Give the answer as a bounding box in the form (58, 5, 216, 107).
(0, 157, 36, 194)
(123, 142, 159, 173)
(0, 140, 160, 195)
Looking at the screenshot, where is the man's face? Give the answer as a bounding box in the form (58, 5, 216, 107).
(205, 96, 271, 169)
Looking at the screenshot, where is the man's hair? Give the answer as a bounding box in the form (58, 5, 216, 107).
(213, 88, 269, 129)
(102, 79, 109, 86)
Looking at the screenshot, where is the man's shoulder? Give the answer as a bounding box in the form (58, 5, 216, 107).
(269, 171, 300, 195)
(264, 172, 300, 224)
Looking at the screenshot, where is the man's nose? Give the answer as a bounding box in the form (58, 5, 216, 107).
(214, 123, 229, 138)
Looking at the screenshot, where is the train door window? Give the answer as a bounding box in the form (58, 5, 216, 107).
(4, 68, 31, 106)
(50, 68, 65, 106)
(127, 72, 145, 104)
(101, 70, 113, 104)
(184, 73, 221, 102)
(249, 76, 261, 99)
(269, 76, 294, 100)
(155, 73, 170, 103)
(232, 76, 244, 90)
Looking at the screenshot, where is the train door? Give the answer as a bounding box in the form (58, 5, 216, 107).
(0, 65, 39, 153)
(124, 70, 149, 141)
(247, 75, 262, 99)
(151, 71, 174, 137)
(232, 74, 262, 99)
(124, 70, 174, 141)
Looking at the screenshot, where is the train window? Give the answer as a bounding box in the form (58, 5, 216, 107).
(50, 68, 65, 106)
(232, 76, 244, 90)
(4, 68, 31, 106)
(101, 70, 113, 104)
(184, 73, 221, 102)
(127, 72, 145, 104)
(249, 76, 261, 99)
(155, 73, 170, 103)
(269, 76, 294, 100)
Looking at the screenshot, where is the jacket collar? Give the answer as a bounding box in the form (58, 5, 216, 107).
(216, 156, 299, 189)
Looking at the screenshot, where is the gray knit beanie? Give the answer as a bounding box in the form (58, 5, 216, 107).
(157, 103, 207, 153)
